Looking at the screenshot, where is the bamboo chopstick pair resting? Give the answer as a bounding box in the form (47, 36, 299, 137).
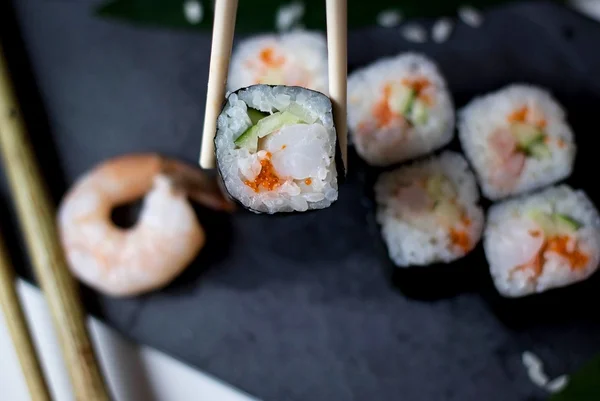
(0, 230, 52, 401)
(0, 42, 111, 400)
(200, 0, 348, 172)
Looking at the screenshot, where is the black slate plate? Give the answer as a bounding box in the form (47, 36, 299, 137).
(2, 1, 600, 401)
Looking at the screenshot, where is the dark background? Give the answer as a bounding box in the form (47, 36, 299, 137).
(2, 1, 600, 400)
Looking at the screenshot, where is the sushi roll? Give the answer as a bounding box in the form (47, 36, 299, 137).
(484, 185, 600, 298)
(459, 84, 576, 200)
(347, 53, 455, 166)
(215, 84, 338, 214)
(375, 151, 484, 266)
(227, 31, 328, 95)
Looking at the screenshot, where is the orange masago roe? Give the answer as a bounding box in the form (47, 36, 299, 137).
(511, 234, 590, 280)
(245, 152, 281, 192)
(259, 48, 285, 68)
(507, 106, 547, 128)
(372, 84, 395, 128)
(449, 216, 472, 253)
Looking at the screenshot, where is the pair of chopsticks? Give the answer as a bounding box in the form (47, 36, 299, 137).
(200, 0, 348, 171)
(0, 1, 347, 398)
(0, 231, 52, 401)
(0, 43, 111, 400)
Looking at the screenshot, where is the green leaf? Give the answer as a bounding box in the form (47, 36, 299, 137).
(550, 354, 600, 401)
(95, 0, 566, 34)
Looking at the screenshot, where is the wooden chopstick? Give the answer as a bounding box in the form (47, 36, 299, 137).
(326, 0, 348, 172)
(200, 0, 239, 169)
(0, 44, 111, 401)
(0, 230, 53, 401)
(200, 0, 349, 172)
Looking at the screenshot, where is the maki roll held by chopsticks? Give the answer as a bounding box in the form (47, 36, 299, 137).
(215, 85, 338, 213)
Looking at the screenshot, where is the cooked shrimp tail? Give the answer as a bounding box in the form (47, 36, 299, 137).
(160, 158, 235, 212)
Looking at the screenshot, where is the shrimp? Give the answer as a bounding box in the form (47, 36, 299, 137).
(488, 128, 526, 190)
(488, 104, 553, 191)
(57, 154, 234, 297)
(395, 181, 434, 214)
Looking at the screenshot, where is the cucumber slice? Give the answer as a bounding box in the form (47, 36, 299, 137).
(427, 175, 444, 199)
(389, 84, 416, 115)
(527, 209, 556, 235)
(553, 213, 582, 232)
(512, 123, 544, 149)
(247, 108, 268, 125)
(527, 141, 551, 159)
(234, 111, 304, 151)
(434, 200, 462, 227)
(410, 99, 429, 125)
(426, 174, 455, 200)
(527, 209, 581, 236)
(286, 102, 318, 124)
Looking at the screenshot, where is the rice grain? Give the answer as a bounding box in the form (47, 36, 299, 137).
(401, 24, 428, 43)
(276, 1, 305, 32)
(545, 375, 569, 393)
(432, 18, 454, 43)
(458, 5, 483, 27)
(377, 10, 403, 28)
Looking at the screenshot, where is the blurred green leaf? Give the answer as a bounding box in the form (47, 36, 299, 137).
(550, 354, 600, 401)
(95, 0, 566, 34)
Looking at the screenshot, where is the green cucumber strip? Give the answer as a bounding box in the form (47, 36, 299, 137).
(286, 102, 318, 124)
(426, 174, 456, 200)
(410, 99, 429, 125)
(247, 108, 268, 125)
(553, 213, 583, 231)
(527, 209, 581, 235)
(527, 209, 555, 235)
(433, 200, 462, 226)
(512, 122, 545, 149)
(389, 85, 416, 115)
(234, 111, 305, 151)
(527, 141, 551, 159)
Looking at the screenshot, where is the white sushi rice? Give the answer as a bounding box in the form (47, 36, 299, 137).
(227, 31, 328, 95)
(375, 151, 485, 266)
(348, 53, 455, 166)
(215, 85, 338, 214)
(484, 185, 600, 297)
(459, 84, 576, 200)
